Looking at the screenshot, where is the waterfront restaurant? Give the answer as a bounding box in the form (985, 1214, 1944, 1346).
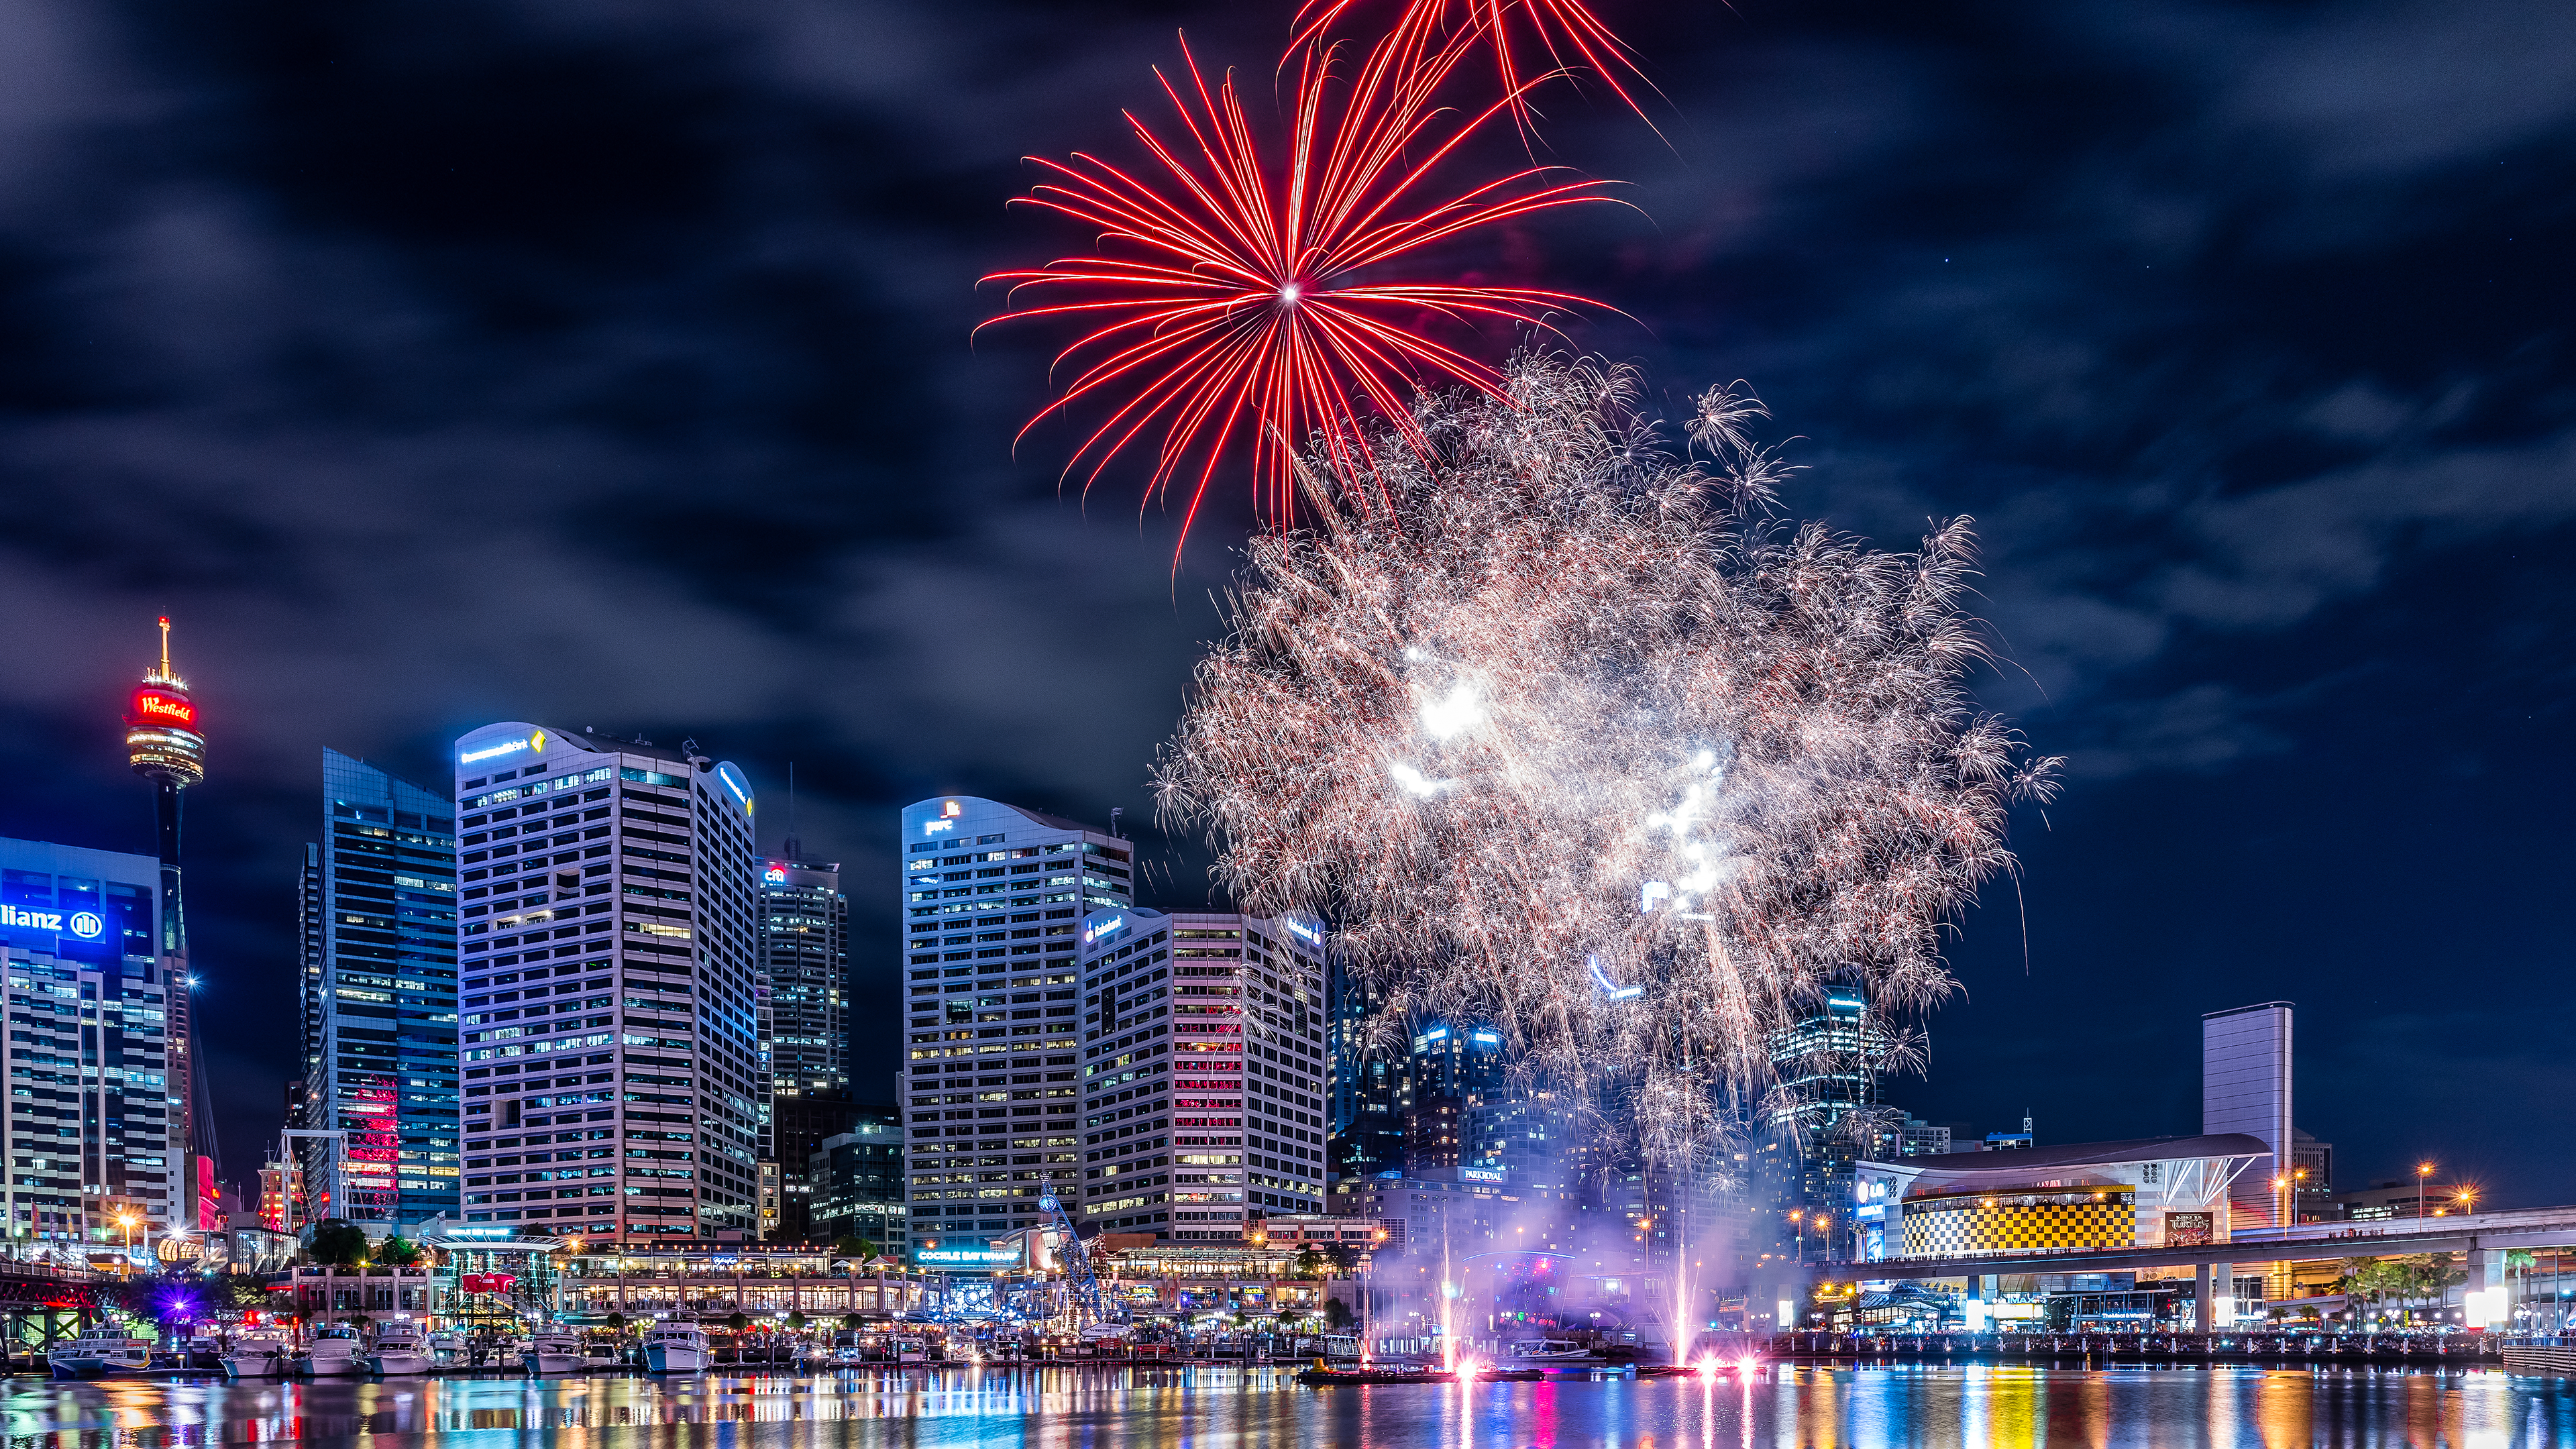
(549, 1242, 926, 1324)
(1089, 1235, 1352, 1326)
(1853, 1134, 2271, 1262)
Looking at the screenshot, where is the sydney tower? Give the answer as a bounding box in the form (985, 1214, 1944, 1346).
(123, 617, 203, 1224)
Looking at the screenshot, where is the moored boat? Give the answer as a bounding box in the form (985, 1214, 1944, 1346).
(643, 1324, 708, 1374)
(48, 1326, 154, 1379)
(366, 1319, 433, 1376)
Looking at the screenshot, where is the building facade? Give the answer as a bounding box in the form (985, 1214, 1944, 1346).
(755, 853, 847, 1240)
(296, 750, 460, 1230)
(0, 837, 182, 1241)
(1326, 958, 1407, 1183)
(2202, 1002, 2294, 1230)
(1766, 983, 1886, 1208)
(898, 797, 1129, 1246)
(1077, 906, 1328, 1241)
(810, 1109, 907, 1252)
(453, 724, 763, 1243)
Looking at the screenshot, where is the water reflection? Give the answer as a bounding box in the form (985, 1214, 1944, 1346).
(0, 1363, 2567, 1447)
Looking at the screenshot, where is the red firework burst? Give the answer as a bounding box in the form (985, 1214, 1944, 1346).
(1291, 0, 1657, 129)
(981, 24, 1620, 542)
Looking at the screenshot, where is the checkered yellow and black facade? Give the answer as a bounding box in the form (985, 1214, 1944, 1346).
(1900, 1191, 2135, 1257)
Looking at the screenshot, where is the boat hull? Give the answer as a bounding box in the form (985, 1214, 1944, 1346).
(367, 1351, 434, 1376)
(523, 1352, 584, 1375)
(645, 1346, 706, 1373)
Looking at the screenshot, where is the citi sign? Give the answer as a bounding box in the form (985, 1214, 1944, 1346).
(1, 905, 105, 940)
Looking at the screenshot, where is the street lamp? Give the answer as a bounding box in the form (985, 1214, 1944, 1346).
(2418, 1163, 2435, 1222)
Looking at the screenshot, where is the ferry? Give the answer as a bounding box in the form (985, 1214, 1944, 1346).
(642, 1323, 709, 1373)
(48, 1326, 154, 1379)
(366, 1320, 434, 1376)
(1507, 1339, 1597, 1362)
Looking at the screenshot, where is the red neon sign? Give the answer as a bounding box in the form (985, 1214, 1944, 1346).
(127, 686, 197, 730)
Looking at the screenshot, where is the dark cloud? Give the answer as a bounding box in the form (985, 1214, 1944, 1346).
(0, 0, 2569, 1203)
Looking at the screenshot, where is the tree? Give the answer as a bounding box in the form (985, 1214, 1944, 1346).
(835, 1238, 879, 1262)
(841, 1313, 863, 1332)
(377, 1237, 424, 1268)
(726, 1311, 750, 1334)
(1324, 1297, 1354, 1330)
(605, 1313, 628, 1335)
(1294, 1246, 1326, 1281)
(787, 1311, 809, 1332)
(307, 1221, 369, 1267)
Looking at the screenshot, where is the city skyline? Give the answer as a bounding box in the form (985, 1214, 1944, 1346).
(0, 0, 2568, 1216)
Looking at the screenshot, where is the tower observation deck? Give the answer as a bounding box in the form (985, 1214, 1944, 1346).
(122, 616, 205, 1224)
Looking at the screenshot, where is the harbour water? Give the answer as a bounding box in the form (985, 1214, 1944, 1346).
(5, 1363, 2573, 1447)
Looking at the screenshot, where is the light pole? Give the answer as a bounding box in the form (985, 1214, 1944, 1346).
(2418, 1163, 2434, 1222)
(1788, 1211, 1804, 1266)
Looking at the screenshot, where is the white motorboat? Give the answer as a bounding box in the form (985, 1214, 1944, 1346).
(365, 1319, 434, 1376)
(578, 1338, 626, 1372)
(293, 1324, 369, 1377)
(890, 1336, 929, 1364)
(1507, 1339, 1596, 1362)
(642, 1323, 708, 1373)
(427, 1328, 470, 1367)
(523, 1330, 584, 1375)
(48, 1325, 154, 1379)
(219, 1328, 297, 1379)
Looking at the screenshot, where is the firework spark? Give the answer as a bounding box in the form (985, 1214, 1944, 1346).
(981, 25, 1620, 547)
(1155, 354, 2059, 1162)
(1291, 0, 1658, 129)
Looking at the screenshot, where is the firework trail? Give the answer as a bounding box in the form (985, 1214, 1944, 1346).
(980, 24, 1620, 549)
(1155, 354, 2059, 1163)
(1291, 0, 1658, 129)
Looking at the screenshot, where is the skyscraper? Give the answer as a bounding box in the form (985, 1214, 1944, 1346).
(0, 837, 182, 1241)
(120, 617, 203, 1222)
(754, 853, 849, 1241)
(453, 724, 763, 1243)
(296, 751, 460, 1231)
(1326, 958, 1407, 1183)
(898, 797, 1128, 1246)
(1765, 981, 1886, 1208)
(1077, 906, 1328, 1240)
(758, 855, 847, 1101)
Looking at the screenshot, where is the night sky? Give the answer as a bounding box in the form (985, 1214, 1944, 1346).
(1, 1, 2569, 1208)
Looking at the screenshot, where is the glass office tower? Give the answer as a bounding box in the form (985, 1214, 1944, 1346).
(296, 749, 461, 1230)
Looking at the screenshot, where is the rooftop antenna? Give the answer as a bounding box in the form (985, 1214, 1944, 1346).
(155, 615, 174, 681)
(1110, 807, 1124, 840)
(785, 762, 800, 859)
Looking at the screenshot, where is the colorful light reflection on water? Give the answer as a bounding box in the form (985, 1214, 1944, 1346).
(1, 1363, 2571, 1447)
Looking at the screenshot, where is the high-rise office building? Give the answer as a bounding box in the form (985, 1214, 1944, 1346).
(753, 852, 848, 1241)
(453, 724, 763, 1243)
(898, 797, 1127, 1245)
(1326, 959, 1407, 1183)
(1766, 981, 1886, 1207)
(1077, 906, 1328, 1240)
(0, 837, 182, 1240)
(1404, 1022, 1505, 1171)
(296, 751, 460, 1231)
(810, 1108, 907, 1252)
(757, 856, 847, 1130)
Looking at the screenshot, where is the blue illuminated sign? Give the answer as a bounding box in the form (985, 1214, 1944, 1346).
(715, 763, 755, 814)
(1083, 912, 1128, 948)
(1283, 914, 1325, 949)
(1, 904, 101, 938)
